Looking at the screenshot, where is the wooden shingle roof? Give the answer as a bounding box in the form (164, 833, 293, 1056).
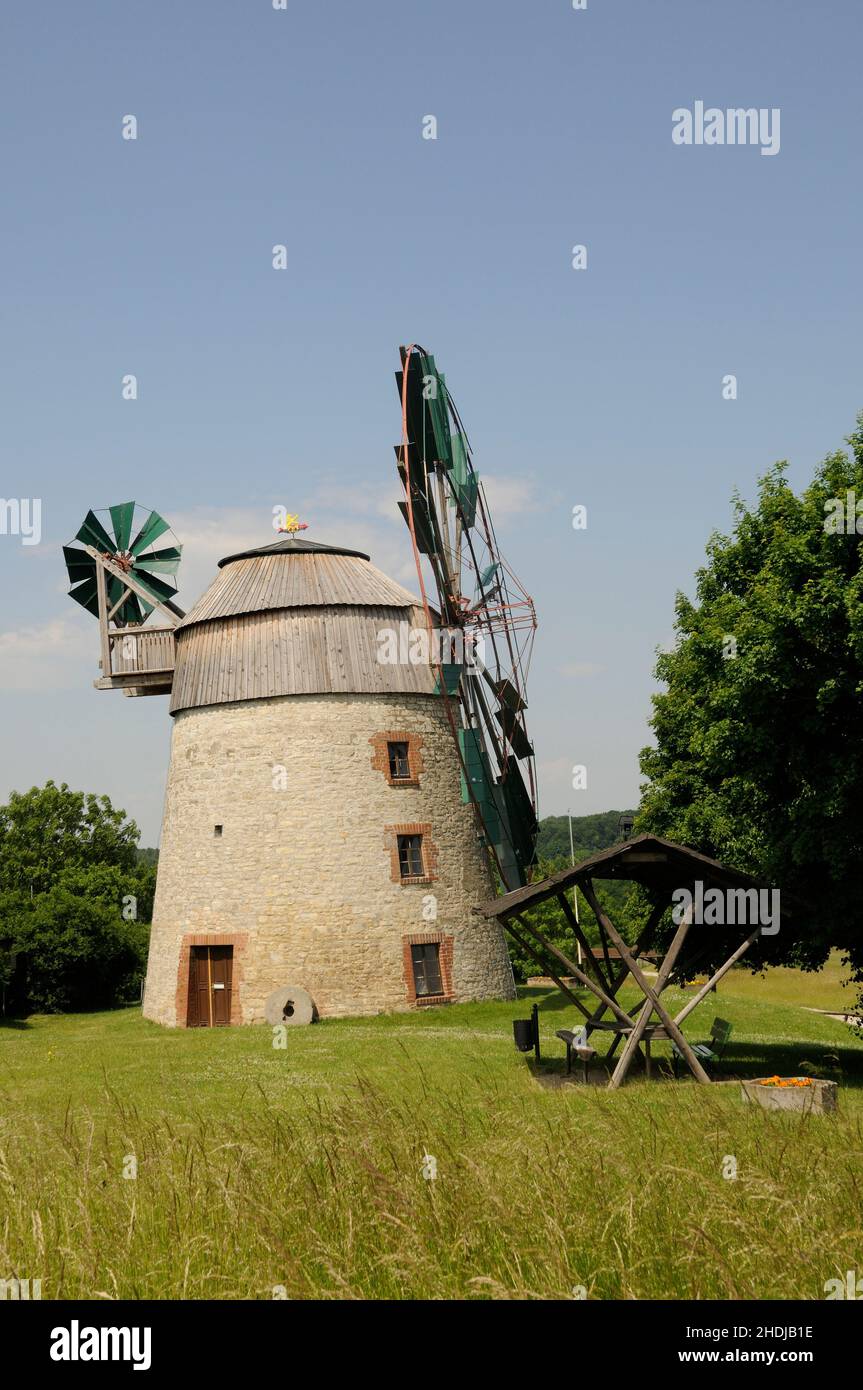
(476, 834, 801, 919)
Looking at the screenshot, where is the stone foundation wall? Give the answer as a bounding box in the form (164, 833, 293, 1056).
(143, 692, 514, 1025)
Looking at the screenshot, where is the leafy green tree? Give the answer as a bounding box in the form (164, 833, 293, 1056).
(537, 810, 636, 861)
(14, 886, 144, 1013)
(0, 782, 138, 897)
(0, 782, 150, 1014)
(638, 415, 863, 1000)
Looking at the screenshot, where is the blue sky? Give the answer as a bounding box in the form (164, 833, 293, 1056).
(1, 0, 861, 844)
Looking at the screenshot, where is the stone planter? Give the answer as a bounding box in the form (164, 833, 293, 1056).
(741, 1077, 838, 1114)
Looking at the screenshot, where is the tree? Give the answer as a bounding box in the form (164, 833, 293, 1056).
(638, 414, 863, 1001)
(0, 782, 138, 897)
(536, 810, 637, 862)
(14, 884, 144, 1013)
(0, 782, 150, 1014)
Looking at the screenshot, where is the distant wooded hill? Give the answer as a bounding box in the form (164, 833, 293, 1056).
(536, 810, 637, 866)
(137, 811, 636, 875)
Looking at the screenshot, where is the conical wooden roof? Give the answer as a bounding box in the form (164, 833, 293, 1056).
(169, 539, 435, 713)
(178, 539, 419, 631)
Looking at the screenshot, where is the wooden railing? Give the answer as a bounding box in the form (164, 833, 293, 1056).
(108, 626, 176, 675)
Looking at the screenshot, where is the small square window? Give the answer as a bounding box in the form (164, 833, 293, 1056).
(397, 833, 424, 878)
(387, 741, 411, 781)
(214, 825, 223, 838)
(411, 942, 443, 997)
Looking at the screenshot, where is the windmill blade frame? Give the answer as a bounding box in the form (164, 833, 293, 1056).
(394, 345, 538, 890)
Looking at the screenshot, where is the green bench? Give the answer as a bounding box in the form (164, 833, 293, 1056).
(672, 1016, 733, 1078)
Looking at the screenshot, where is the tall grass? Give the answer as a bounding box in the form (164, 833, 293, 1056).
(2, 999, 862, 1299)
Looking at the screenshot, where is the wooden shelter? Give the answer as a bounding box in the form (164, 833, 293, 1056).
(476, 834, 797, 1088)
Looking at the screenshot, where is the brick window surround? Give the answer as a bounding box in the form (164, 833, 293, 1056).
(403, 932, 454, 1005)
(175, 933, 248, 1027)
(370, 731, 425, 788)
(384, 823, 438, 885)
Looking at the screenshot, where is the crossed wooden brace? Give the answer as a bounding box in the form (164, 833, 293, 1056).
(508, 878, 760, 1088)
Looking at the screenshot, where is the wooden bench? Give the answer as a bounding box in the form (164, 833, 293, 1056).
(672, 1016, 733, 1078)
(556, 1029, 597, 1082)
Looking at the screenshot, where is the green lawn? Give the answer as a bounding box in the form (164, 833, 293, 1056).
(1, 966, 862, 1301)
(709, 950, 859, 1014)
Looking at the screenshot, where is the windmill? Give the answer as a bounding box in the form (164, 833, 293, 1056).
(394, 345, 538, 890)
(63, 502, 185, 697)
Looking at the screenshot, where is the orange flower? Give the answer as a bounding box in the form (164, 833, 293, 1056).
(758, 1075, 813, 1088)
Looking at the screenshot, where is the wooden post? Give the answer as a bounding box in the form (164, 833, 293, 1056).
(503, 918, 593, 1021)
(509, 913, 637, 1030)
(555, 893, 613, 994)
(582, 899, 667, 1033)
(579, 879, 711, 1086)
(95, 558, 112, 679)
(674, 927, 761, 1026)
(606, 912, 693, 1087)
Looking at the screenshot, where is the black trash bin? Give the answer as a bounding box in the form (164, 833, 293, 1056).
(512, 1004, 541, 1060)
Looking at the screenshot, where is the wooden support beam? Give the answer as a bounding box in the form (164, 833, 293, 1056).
(510, 913, 636, 1030)
(107, 586, 134, 622)
(606, 913, 693, 1087)
(83, 546, 184, 627)
(95, 559, 112, 679)
(579, 879, 711, 1087)
(583, 899, 667, 1032)
(503, 919, 593, 1021)
(94, 670, 174, 689)
(594, 901, 681, 1070)
(673, 927, 761, 1027)
(109, 624, 176, 637)
(555, 893, 613, 995)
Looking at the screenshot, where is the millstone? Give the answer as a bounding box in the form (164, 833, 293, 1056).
(264, 985, 315, 1027)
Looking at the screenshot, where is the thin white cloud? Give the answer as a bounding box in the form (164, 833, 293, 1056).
(169, 507, 267, 607)
(170, 501, 420, 608)
(0, 618, 94, 691)
(480, 475, 541, 522)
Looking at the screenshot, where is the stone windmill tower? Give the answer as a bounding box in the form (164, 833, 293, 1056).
(64, 507, 517, 1025)
(63, 347, 539, 1027)
(144, 534, 515, 1024)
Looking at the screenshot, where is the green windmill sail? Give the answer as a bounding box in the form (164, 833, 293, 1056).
(393, 346, 539, 890)
(63, 502, 183, 626)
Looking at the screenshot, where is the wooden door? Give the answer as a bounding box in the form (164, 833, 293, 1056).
(186, 946, 233, 1027)
(209, 946, 233, 1025)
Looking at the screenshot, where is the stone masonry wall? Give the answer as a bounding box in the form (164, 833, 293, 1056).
(143, 692, 515, 1025)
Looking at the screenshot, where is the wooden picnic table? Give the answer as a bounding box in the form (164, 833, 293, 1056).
(588, 1019, 671, 1077)
(477, 834, 790, 1088)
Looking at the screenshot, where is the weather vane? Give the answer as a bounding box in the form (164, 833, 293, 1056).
(277, 513, 309, 535)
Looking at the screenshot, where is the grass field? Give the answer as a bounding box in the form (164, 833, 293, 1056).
(706, 951, 860, 1014)
(2, 959, 862, 1301)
